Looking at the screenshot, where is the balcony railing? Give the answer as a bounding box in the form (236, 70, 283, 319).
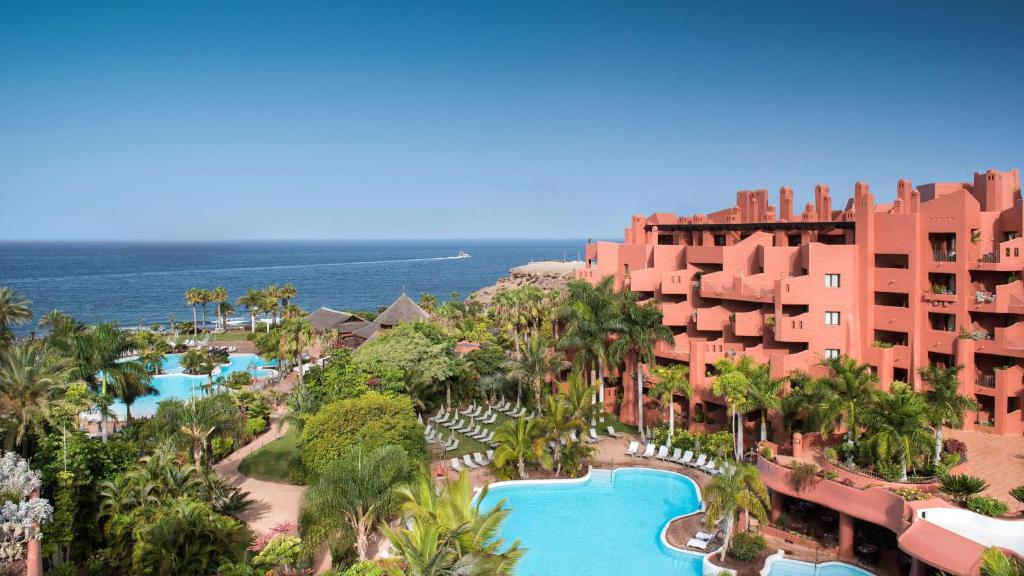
(978, 375, 996, 388)
(979, 252, 999, 263)
(932, 249, 957, 262)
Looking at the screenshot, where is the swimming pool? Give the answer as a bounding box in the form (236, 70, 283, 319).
(764, 555, 874, 576)
(477, 468, 705, 576)
(109, 353, 277, 418)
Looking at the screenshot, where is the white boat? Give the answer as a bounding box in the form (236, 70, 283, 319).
(455, 251, 470, 259)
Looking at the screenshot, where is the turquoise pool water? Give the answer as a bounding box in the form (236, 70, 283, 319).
(109, 353, 277, 418)
(768, 559, 874, 576)
(478, 468, 704, 576)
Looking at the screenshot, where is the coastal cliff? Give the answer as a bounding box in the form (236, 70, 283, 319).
(471, 260, 583, 303)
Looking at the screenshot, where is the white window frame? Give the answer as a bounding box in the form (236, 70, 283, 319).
(825, 311, 840, 325)
(824, 348, 840, 360)
(825, 274, 840, 288)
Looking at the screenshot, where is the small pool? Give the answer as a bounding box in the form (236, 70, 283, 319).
(109, 353, 277, 418)
(766, 558, 874, 576)
(478, 468, 705, 576)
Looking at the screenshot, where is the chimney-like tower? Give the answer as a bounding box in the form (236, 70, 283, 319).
(779, 187, 794, 221)
(815, 184, 832, 221)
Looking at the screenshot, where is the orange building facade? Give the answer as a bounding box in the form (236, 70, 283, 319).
(579, 168, 1024, 437)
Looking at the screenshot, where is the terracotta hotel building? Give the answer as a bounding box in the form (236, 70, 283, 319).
(579, 168, 1023, 437)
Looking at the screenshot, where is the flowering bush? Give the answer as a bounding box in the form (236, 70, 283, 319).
(0, 452, 52, 562)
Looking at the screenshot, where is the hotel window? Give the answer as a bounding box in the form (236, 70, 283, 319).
(824, 274, 840, 288)
(824, 349, 840, 360)
(825, 311, 840, 325)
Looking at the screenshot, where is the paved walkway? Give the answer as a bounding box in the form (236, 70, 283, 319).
(945, 428, 1024, 507)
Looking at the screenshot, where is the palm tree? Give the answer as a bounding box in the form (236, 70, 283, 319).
(537, 395, 573, 474)
(0, 342, 72, 452)
(979, 546, 1024, 576)
(711, 356, 753, 460)
(197, 288, 212, 334)
(506, 336, 567, 410)
(236, 289, 265, 333)
(703, 463, 770, 561)
(278, 283, 297, 309)
(919, 364, 978, 464)
(811, 355, 881, 448)
(556, 278, 621, 406)
(493, 290, 530, 360)
(387, 470, 523, 575)
(493, 416, 550, 479)
(562, 372, 600, 434)
(608, 290, 672, 441)
(300, 445, 409, 562)
(650, 364, 691, 444)
(0, 287, 32, 349)
(185, 288, 204, 340)
(279, 318, 314, 388)
(862, 383, 934, 481)
(109, 365, 157, 424)
(219, 301, 236, 332)
(419, 292, 439, 313)
(210, 287, 228, 331)
(744, 361, 787, 443)
(158, 394, 244, 467)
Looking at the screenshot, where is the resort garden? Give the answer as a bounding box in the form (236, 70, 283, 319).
(1, 279, 1023, 576)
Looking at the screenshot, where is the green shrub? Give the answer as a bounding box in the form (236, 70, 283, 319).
(252, 535, 302, 571)
(245, 416, 268, 438)
(1010, 485, 1024, 505)
(966, 496, 1008, 517)
(760, 446, 775, 461)
(727, 532, 767, 562)
(45, 564, 78, 576)
(301, 391, 427, 476)
(211, 436, 235, 461)
(940, 474, 989, 504)
(818, 470, 838, 481)
(788, 462, 819, 492)
(875, 460, 903, 482)
(823, 447, 839, 463)
(891, 487, 929, 501)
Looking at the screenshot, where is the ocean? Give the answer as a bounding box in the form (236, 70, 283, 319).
(0, 240, 585, 334)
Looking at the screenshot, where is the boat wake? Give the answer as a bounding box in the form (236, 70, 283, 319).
(2, 254, 472, 284)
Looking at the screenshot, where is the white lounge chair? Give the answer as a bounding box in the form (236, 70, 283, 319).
(483, 413, 498, 424)
(625, 441, 640, 456)
(695, 531, 715, 541)
(451, 458, 463, 472)
(569, 430, 579, 443)
(686, 538, 709, 550)
(655, 445, 670, 460)
(474, 452, 490, 466)
(462, 455, 479, 469)
(641, 444, 656, 458)
(677, 450, 694, 465)
(690, 454, 707, 468)
(606, 426, 623, 438)
(587, 428, 600, 443)
(447, 439, 460, 452)
(702, 459, 717, 473)
(667, 448, 682, 462)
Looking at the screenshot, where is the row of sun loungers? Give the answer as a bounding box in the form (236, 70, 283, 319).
(686, 530, 720, 550)
(624, 442, 725, 475)
(450, 450, 495, 471)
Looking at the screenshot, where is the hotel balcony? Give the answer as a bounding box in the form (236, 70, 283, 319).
(660, 301, 692, 326)
(661, 270, 696, 295)
(627, 267, 662, 293)
(686, 245, 724, 264)
(970, 237, 1024, 271)
(773, 312, 811, 342)
(974, 322, 1024, 358)
(699, 272, 775, 303)
(874, 267, 913, 293)
(873, 305, 913, 331)
(778, 275, 813, 305)
(923, 329, 957, 354)
(994, 281, 1024, 313)
(654, 334, 689, 360)
(732, 309, 764, 337)
(694, 305, 730, 332)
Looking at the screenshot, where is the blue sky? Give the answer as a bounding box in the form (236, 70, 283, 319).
(2, 1, 1022, 241)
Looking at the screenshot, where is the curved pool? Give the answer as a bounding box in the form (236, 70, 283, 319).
(765, 557, 874, 576)
(109, 353, 277, 418)
(478, 467, 705, 576)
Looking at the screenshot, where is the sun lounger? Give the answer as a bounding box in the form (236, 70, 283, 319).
(690, 454, 707, 468)
(587, 428, 600, 443)
(655, 445, 670, 460)
(474, 452, 490, 466)
(702, 459, 717, 473)
(677, 450, 694, 465)
(641, 444, 656, 458)
(686, 538, 710, 550)
(607, 427, 623, 438)
(483, 413, 497, 424)
(569, 430, 579, 443)
(462, 455, 479, 469)
(446, 439, 459, 451)
(695, 532, 715, 541)
(459, 404, 474, 415)
(450, 458, 463, 472)
(667, 448, 682, 462)
(625, 441, 640, 456)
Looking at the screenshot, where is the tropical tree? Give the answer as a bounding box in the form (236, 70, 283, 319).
(279, 318, 314, 388)
(743, 361, 787, 442)
(608, 289, 672, 441)
(979, 546, 1024, 576)
(419, 292, 439, 313)
(277, 283, 297, 309)
(562, 372, 600, 433)
(506, 336, 567, 409)
(0, 342, 72, 452)
(919, 364, 978, 464)
(185, 288, 204, 340)
(537, 395, 573, 474)
(236, 289, 265, 333)
(650, 364, 691, 443)
(386, 470, 523, 575)
(300, 444, 409, 562)
(210, 287, 229, 331)
(711, 356, 754, 460)
(555, 277, 621, 405)
(492, 416, 549, 479)
(702, 462, 769, 562)
(0, 287, 32, 349)
(862, 383, 934, 481)
(811, 355, 881, 449)
(155, 394, 244, 467)
(108, 364, 157, 424)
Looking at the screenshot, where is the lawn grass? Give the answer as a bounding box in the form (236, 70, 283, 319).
(208, 331, 252, 342)
(238, 427, 304, 484)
